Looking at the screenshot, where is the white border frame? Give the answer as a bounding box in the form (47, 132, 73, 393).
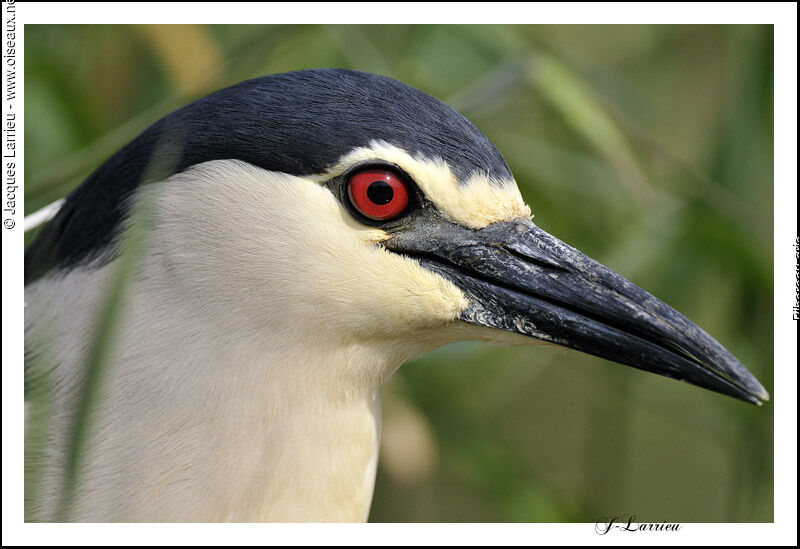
(3, 3, 796, 545)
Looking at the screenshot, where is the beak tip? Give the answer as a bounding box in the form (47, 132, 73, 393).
(744, 383, 769, 406)
(742, 371, 770, 405)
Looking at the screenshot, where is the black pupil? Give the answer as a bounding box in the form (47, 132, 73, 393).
(366, 180, 394, 205)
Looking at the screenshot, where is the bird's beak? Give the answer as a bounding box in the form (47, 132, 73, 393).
(384, 217, 769, 405)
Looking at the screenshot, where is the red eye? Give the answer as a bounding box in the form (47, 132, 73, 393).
(347, 169, 410, 221)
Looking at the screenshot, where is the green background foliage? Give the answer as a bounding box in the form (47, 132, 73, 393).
(24, 24, 773, 522)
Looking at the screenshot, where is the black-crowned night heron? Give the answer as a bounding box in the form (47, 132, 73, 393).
(24, 69, 768, 522)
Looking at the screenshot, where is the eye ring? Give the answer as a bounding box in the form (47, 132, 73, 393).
(347, 168, 410, 221)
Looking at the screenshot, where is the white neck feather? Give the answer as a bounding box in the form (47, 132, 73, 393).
(28, 259, 397, 522)
(25, 160, 473, 521)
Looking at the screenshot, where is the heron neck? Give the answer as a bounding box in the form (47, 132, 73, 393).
(26, 261, 389, 522)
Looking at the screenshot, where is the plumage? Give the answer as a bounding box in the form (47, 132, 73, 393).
(24, 69, 768, 522)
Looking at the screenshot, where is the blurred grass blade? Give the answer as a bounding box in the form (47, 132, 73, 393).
(26, 97, 185, 197)
(446, 58, 525, 115)
(526, 52, 652, 205)
(54, 197, 153, 521)
(54, 131, 181, 521)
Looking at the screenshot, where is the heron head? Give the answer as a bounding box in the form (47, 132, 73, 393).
(27, 69, 768, 404)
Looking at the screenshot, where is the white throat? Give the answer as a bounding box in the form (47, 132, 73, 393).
(27, 257, 397, 521)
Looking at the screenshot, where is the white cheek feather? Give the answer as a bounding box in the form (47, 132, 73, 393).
(24, 159, 480, 522)
(312, 140, 532, 229)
